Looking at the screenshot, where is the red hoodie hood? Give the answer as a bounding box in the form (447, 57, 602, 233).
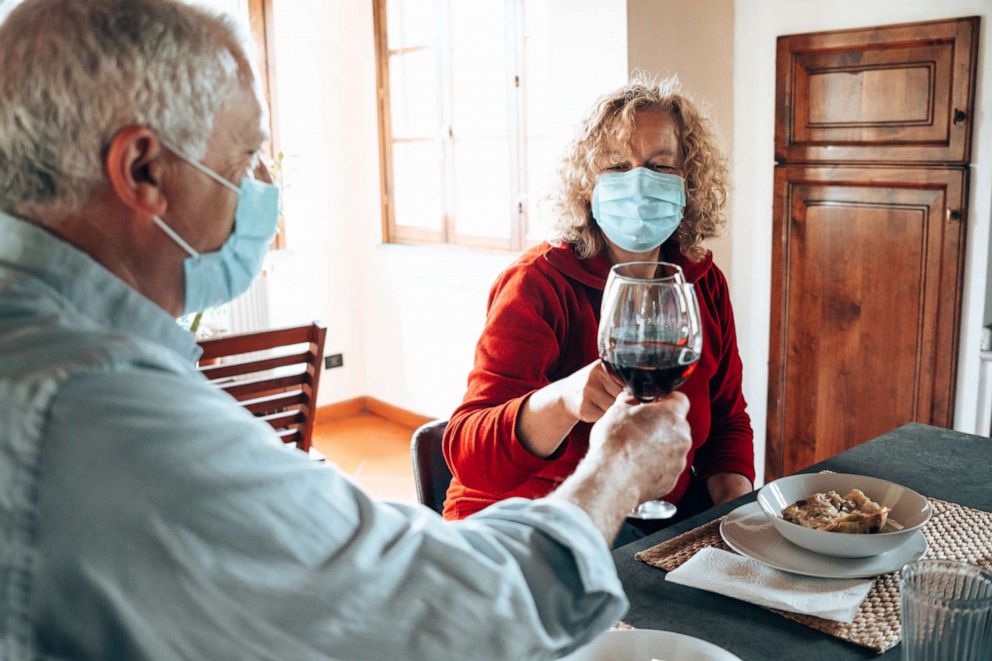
(542, 240, 713, 289)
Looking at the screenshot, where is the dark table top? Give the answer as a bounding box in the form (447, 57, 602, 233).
(612, 423, 992, 661)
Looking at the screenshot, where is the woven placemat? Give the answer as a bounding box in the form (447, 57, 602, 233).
(634, 498, 992, 654)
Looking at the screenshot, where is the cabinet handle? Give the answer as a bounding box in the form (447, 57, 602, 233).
(953, 108, 968, 124)
(946, 209, 962, 222)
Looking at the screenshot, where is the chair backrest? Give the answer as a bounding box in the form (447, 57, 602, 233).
(410, 419, 451, 514)
(197, 322, 327, 453)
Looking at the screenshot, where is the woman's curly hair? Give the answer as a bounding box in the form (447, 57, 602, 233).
(548, 75, 729, 261)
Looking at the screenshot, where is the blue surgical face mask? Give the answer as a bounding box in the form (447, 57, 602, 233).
(152, 139, 280, 315)
(591, 167, 685, 253)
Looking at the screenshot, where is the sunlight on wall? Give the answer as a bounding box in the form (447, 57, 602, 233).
(267, 0, 368, 405)
(626, 0, 735, 276)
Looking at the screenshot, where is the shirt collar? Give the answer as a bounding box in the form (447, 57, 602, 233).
(0, 210, 202, 363)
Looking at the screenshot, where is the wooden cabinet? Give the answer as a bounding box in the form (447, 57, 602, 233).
(767, 17, 978, 480)
(766, 166, 967, 478)
(775, 17, 978, 165)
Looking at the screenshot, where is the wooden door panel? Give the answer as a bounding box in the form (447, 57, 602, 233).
(776, 17, 978, 164)
(766, 166, 966, 479)
(796, 44, 950, 141)
(782, 191, 934, 470)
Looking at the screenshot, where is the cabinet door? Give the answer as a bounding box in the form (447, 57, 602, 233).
(766, 166, 967, 479)
(775, 17, 978, 164)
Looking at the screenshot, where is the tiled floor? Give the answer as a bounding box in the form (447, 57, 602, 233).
(312, 412, 418, 502)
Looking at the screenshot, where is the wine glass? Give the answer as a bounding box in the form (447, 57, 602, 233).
(598, 261, 703, 519)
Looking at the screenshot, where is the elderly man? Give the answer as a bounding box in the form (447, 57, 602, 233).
(0, 0, 693, 659)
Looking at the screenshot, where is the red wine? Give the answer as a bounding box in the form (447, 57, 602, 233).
(602, 341, 699, 402)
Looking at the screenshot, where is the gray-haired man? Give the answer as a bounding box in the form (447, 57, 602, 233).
(0, 1, 692, 658)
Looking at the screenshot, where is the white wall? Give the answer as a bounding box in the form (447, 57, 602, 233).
(364, 246, 518, 416)
(267, 0, 372, 405)
(626, 0, 735, 273)
(732, 0, 992, 481)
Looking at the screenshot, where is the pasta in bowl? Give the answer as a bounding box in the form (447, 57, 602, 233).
(757, 473, 931, 558)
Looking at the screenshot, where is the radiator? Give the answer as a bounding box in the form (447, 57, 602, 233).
(227, 268, 272, 334)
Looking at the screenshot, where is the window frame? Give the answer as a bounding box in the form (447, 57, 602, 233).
(246, 0, 286, 249)
(373, 0, 534, 251)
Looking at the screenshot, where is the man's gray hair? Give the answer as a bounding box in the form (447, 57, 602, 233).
(0, 0, 245, 215)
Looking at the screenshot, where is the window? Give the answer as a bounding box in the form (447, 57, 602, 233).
(245, 0, 286, 248)
(373, 0, 552, 250)
(245, 0, 276, 141)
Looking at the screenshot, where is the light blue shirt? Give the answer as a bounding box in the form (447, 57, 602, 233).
(0, 211, 627, 660)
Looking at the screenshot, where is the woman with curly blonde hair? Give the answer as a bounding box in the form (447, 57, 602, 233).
(442, 77, 754, 543)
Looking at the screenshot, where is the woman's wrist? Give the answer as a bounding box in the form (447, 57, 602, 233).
(516, 383, 579, 458)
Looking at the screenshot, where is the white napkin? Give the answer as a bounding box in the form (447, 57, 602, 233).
(665, 547, 874, 623)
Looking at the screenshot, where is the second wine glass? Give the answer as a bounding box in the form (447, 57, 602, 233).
(598, 261, 703, 519)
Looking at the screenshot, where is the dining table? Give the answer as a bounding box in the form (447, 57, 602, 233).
(612, 423, 992, 660)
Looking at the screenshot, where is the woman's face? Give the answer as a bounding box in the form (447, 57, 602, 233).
(596, 109, 685, 264)
(601, 109, 684, 177)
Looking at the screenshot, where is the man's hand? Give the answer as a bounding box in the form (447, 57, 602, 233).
(550, 392, 692, 544)
(590, 392, 692, 504)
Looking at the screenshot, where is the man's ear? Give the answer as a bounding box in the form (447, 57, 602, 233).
(105, 126, 169, 217)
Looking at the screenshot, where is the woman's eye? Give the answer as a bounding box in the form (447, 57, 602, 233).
(651, 164, 676, 172)
(605, 164, 628, 172)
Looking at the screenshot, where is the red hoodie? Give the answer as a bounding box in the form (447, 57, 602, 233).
(442, 241, 754, 520)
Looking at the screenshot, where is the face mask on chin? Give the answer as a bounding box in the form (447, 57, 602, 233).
(591, 167, 686, 254)
(151, 138, 280, 316)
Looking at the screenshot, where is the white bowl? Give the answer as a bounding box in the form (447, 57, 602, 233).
(756, 473, 931, 558)
(561, 629, 742, 661)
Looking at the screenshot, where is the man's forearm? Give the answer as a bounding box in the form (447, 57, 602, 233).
(549, 447, 640, 545)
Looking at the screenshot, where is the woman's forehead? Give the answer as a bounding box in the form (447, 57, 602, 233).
(629, 109, 680, 140)
(599, 109, 681, 161)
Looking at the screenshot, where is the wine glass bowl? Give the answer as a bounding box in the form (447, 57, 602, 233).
(599, 262, 702, 402)
(598, 261, 703, 520)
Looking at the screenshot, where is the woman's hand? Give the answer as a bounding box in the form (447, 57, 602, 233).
(516, 359, 624, 458)
(560, 360, 625, 423)
(706, 472, 753, 505)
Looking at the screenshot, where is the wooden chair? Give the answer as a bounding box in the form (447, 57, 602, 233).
(197, 322, 327, 455)
(410, 419, 452, 514)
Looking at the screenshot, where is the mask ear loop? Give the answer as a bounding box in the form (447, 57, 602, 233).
(157, 136, 242, 196)
(152, 135, 245, 257)
(152, 215, 199, 257)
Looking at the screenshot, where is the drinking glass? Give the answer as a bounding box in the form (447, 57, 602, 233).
(900, 559, 992, 661)
(598, 261, 702, 519)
